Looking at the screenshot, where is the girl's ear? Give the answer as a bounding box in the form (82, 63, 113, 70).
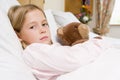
(15, 31, 22, 42)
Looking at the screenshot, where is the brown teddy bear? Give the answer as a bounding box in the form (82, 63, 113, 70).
(57, 22, 90, 46)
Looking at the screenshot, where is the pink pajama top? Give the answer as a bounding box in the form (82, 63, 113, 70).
(22, 39, 111, 80)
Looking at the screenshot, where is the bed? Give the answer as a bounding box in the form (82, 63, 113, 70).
(0, 0, 120, 80)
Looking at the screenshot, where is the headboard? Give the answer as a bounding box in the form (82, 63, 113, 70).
(17, 0, 44, 9)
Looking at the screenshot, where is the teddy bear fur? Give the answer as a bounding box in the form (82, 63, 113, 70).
(57, 22, 90, 46)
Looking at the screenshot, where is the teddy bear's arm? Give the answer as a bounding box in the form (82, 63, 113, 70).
(72, 39, 88, 46)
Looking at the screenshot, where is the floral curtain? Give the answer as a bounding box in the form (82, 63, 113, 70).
(93, 0, 115, 35)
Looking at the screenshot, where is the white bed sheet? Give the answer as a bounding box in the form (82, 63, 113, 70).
(89, 32, 120, 49)
(57, 47, 120, 80)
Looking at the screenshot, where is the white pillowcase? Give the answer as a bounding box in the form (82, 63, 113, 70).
(0, 0, 20, 13)
(52, 10, 80, 26)
(44, 9, 59, 43)
(0, 9, 36, 80)
(0, 0, 37, 80)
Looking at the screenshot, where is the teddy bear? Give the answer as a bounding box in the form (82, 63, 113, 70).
(57, 22, 90, 46)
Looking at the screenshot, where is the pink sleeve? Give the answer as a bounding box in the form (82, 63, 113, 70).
(22, 39, 110, 79)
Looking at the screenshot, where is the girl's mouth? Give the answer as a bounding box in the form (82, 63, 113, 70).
(40, 36, 48, 40)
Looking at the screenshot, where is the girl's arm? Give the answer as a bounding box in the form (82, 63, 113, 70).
(22, 39, 110, 77)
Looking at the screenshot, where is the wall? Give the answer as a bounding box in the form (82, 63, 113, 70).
(44, 0, 120, 39)
(106, 25, 120, 39)
(44, 0, 64, 11)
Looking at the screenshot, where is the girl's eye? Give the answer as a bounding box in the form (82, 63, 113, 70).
(29, 26, 35, 29)
(42, 23, 48, 27)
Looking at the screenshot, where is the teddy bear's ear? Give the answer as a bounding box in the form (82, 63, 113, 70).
(78, 24, 89, 39)
(57, 27, 71, 45)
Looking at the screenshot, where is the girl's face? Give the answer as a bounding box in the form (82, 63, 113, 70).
(18, 9, 52, 45)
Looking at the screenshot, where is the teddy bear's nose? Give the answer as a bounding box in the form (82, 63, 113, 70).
(74, 26, 78, 29)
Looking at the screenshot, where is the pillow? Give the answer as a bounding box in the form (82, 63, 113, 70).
(0, 9, 36, 80)
(44, 9, 59, 43)
(52, 10, 80, 26)
(0, 0, 20, 13)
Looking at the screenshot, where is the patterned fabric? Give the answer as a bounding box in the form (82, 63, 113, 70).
(93, 0, 115, 35)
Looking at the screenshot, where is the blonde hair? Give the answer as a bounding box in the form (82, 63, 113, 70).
(8, 4, 45, 32)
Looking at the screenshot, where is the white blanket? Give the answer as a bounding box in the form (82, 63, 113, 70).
(57, 47, 120, 80)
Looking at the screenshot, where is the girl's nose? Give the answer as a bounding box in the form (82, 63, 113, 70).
(39, 27, 46, 34)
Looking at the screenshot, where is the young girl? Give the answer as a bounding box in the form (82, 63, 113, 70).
(8, 4, 111, 80)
